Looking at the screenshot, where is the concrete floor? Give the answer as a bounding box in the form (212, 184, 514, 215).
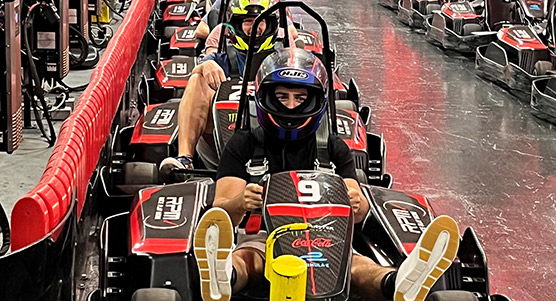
(1, 1, 555, 300)
(0, 68, 94, 218)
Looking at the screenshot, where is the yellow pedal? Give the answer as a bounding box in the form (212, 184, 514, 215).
(265, 223, 310, 301)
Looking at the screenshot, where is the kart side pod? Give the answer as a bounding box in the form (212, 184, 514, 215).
(265, 223, 310, 301)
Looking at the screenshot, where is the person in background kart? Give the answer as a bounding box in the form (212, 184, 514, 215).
(160, 0, 281, 177)
(195, 0, 298, 43)
(194, 48, 461, 301)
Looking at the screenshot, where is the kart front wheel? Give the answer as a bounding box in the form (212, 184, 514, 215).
(426, 290, 478, 301)
(132, 288, 181, 301)
(533, 60, 553, 76)
(462, 23, 482, 36)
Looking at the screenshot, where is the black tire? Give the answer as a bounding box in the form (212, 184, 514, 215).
(533, 60, 553, 76)
(426, 291, 478, 301)
(426, 4, 441, 14)
(462, 23, 482, 36)
(132, 288, 181, 301)
(123, 162, 159, 185)
(356, 169, 368, 184)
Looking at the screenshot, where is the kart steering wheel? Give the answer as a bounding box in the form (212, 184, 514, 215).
(0, 203, 10, 256)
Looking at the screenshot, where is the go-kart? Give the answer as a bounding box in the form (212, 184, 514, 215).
(424, 0, 506, 53)
(475, 0, 556, 98)
(398, 0, 443, 29)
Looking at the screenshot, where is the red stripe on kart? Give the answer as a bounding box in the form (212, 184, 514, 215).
(407, 193, 430, 209)
(266, 204, 351, 218)
(290, 171, 302, 198)
(215, 101, 239, 110)
(131, 134, 174, 144)
(403, 242, 416, 255)
(132, 238, 190, 254)
(288, 171, 317, 294)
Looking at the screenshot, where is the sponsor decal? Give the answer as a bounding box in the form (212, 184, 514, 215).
(171, 4, 188, 14)
(180, 29, 195, 39)
(384, 200, 427, 234)
(170, 62, 189, 75)
(300, 252, 329, 268)
(279, 69, 309, 80)
(312, 220, 335, 232)
(145, 196, 188, 229)
(299, 33, 315, 46)
(450, 3, 470, 12)
(292, 238, 332, 249)
(143, 108, 176, 130)
(336, 117, 352, 136)
(510, 29, 534, 41)
(228, 112, 237, 123)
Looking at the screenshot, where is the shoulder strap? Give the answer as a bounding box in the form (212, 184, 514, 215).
(243, 127, 268, 234)
(314, 114, 336, 173)
(245, 127, 268, 183)
(226, 43, 240, 78)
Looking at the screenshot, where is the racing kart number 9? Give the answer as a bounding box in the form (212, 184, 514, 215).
(298, 180, 321, 203)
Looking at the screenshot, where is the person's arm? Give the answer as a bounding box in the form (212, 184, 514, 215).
(214, 178, 263, 226)
(330, 135, 370, 224)
(195, 21, 210, 39)
(192, 58, 227, 90)
(344, 178, 370, 224)
(203, 24, 223, 55)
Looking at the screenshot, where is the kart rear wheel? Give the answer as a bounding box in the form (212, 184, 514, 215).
(356, 169, 368, 184)
(462, 23, 482, 36)
(533, 60, 553, 76)
(123, 162, 159, 185)
(426, 290, 478, 301)
(132, 288, 181, 301)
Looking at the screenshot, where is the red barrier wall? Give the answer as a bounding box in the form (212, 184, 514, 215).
(10, 0, 155, 251)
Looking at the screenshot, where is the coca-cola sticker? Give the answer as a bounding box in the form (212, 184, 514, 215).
(291, 238, 332, 248)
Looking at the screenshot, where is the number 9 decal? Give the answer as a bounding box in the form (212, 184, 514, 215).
(298, 180, 321, 203)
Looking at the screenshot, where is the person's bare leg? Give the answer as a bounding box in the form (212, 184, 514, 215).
(351, 254, 395, 301)
(178, 69, 216, 157)
(231, 248, 265, 293)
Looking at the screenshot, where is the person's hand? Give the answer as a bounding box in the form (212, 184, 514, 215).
(348, 188, 362, 213)
(201, 60, 227, 90)
(242, 183, 263, 211)
(348, 187, 369, 223)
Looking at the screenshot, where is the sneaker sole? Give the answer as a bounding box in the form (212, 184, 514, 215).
(194, 208, 234, 301)
(394, 215, 460, 301)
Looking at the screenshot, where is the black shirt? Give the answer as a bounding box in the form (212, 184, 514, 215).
(216, 129, 357, 181)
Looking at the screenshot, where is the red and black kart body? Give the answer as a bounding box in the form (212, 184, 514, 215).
(474, 0, 556, 98)
(476, 25, 554, 98)
(425, 0, 503, 53)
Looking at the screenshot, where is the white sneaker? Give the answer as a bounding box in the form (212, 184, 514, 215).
(159, 156, 193, 183)
(194, 208, 234, 301)
(394, 215, 460, 301)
